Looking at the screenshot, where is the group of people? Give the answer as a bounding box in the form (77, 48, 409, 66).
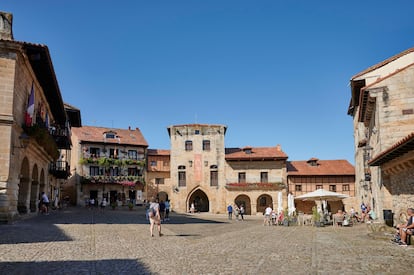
(392, 207, 414, 247)
(263, 205, 284, 226)
(227, 203, 245, 221)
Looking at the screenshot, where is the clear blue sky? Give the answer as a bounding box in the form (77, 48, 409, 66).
(3, 1, 414, 164)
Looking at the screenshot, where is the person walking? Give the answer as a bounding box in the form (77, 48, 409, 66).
(164, 200, 170, 221)
(41, 192, 50, 215)
(239, 205, 245, 221)
(227, 204, 233, 220)
(148, 198, 163, 237)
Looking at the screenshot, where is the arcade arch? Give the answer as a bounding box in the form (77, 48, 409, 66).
(235, 194, 251, 215)
(188, 189, 209, 212)
(17, 157, 30, 213)
(257, 194, 273, 214)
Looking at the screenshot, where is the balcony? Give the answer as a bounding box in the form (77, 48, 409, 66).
(225, 182, 285, 191)
(79, 157, 145, 167)
(23, 124, 59, 159)
(49, 161, 70, 179)
(81, 175, 145, 187)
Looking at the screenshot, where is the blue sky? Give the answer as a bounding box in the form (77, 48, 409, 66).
(3, 1, 414, 164)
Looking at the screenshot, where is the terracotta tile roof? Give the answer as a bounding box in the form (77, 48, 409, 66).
(71, 126, 148, 146)
(147, 149, 170, 156)
(369, 132, 414, 166)
(225, 145, 288, 161)
(287, 159, 355, 176)
(351, 46, 414, 80)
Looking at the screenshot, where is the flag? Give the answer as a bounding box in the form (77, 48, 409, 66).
(25, 83, 35, 127)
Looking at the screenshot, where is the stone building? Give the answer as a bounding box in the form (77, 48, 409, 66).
(348, 47, 414, 223)
(287, 158, 355, 214)
(69, 126, 148, 206)
(0, 12, 76, 223)
(146, 149, 171, 202)
(154, 124, 288, 215)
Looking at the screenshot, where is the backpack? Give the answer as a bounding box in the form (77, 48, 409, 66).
(148, 207, 156, 218)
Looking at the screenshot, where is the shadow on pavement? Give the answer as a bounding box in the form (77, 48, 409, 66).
(0, 207, 227, 244)
(0, 259, 150, 275)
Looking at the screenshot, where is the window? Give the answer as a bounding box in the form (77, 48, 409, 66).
(109, 167, 119, 176)
(260, 172, 268, 183)
(128, 150, 137, 160)
(195, 129, 200, 135)
(155, 178, 164, 185)
(316, 185, 323, 190)
(238, 172, 246, 183)
(90, 147, 100, 157)
(295, 185, 302, 191)
(185, 140, 193, 151)
(150, 160, 157, 167)
(109, 148, 119, 158)
(105, 133, 115, 139)
(210, 171, 218, 186)
(203, 140, 211, 151)
(329, 185, 336, 192)
(342, 184, 350, 191)
(128, 167, 141, 176)
(89, 166, 100, 176)
(178, 171, 186, 187)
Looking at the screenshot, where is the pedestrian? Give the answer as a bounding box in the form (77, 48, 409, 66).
(148, 198, 163, 237)
(100, 198, 107, 211)
(263, 205, 272, 226)
(41, 192, 50, 215)
(89, 198, 95, 209)
(190, 202, 195, 214)
(159, 200, 166, 221)
(227, 203, 233, 220)
(239, 205, 245, 221)
(164, 200, 170, 221)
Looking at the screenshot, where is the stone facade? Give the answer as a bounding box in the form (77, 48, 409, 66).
(0, 11, 70, 223)
(152, 124, 289, 215)
(68, 126, 148, 207)
(348, 47, 414, 223)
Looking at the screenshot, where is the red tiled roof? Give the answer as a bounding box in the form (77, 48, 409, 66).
(287, 159, 355, 176)
(369, 132, 414, 166)
(147, 149, 170, 156)
(225, 146, 288, 161)
(351, 46, 414, 80)
(71, 126, 148, 146)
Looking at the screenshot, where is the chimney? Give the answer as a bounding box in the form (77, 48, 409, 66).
(0, 12, 13, 40)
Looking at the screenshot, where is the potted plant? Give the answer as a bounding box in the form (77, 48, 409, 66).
(312, 206, 321, 227)
(111, 201, 117, 210)
(128, 202, 134, 210)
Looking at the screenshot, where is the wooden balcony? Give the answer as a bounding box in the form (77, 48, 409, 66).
(225, 182, 285, 191)
(49, 161, 70, 179)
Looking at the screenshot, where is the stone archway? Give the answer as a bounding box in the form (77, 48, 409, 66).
(188, 189, 209, 212)
(17, 157, 30, 214)
(235, 194, 251, 215)
(29, 165, 39, 212)
(257, 194, 273, 214)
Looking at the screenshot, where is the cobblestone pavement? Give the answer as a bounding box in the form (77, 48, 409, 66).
(0, 206, 413, 275)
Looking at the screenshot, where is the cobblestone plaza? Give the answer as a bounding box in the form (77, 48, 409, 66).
(0, 207, 413, 275)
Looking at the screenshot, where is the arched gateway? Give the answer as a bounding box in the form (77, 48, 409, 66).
(188, 189, 209, 212)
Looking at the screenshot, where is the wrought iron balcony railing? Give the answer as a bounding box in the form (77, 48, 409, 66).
(49, 160, 70, 179)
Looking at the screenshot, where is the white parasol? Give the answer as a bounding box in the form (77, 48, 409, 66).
(277, 191, 283, 213)
(287, 193, 296, 216)
(295, 189, 349, 201)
